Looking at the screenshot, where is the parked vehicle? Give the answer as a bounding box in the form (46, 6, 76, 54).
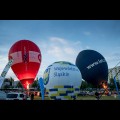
(0, 91, 6, 100)
(88, 91, 95, 96)
(6, 92, 30, 100)
(78, 91, 87, 96)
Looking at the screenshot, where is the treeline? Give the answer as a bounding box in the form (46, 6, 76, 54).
(81, 78, 120, 90)
(1, 77, 119, 91)
(1, 77, 40, 90)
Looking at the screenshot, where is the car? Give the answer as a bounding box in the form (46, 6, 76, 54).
(0, 91, 7, 100)
(6, 92, 30, 100)
(78, 92, 87, 96)
(88, 91, 95, 96)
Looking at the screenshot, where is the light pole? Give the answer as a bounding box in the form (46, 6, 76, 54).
(113, 70, 120, 100)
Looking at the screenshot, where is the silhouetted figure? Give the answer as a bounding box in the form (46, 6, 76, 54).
(95, 92, 100, 100)
(31, 92, 34, 100)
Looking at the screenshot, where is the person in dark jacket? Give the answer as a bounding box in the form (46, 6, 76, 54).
(95, 91, 100, 100)
(30, 92, 34, 100)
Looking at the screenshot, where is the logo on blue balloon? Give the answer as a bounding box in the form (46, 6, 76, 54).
(43, 68, 50, 85)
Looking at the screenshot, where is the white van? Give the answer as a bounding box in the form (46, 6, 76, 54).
(6, 92, 30, 100)
(0, 91, 7, 100)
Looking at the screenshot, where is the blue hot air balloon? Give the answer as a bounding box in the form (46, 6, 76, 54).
(75, 49, 108, 87)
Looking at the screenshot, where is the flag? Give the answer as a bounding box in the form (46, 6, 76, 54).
(0, 59, 13, 88)
(38, 77, 44, 100)
(114, 77, 119, 95)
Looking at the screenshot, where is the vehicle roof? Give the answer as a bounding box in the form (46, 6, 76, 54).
(7, 92, 25, 94)
(0, 91, 6, 93)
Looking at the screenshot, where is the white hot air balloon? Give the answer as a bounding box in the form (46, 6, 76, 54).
(43, 61, 82, 100)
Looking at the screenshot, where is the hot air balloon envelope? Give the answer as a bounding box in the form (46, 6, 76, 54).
(8, 39, 42, 89)
(43, 61, 82, 100)
(75, 49, 108, 87)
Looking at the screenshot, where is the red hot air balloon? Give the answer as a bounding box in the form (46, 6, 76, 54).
(8, 40, 42, 90)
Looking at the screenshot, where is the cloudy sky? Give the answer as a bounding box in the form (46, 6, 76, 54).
(0, 20, 120, 81)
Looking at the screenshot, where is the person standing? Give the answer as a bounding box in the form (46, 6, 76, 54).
(30, 92, 34, 100)
(95, 91, 100, 100)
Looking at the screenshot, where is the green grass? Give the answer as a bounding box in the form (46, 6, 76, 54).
(34, 96, 50, 100)
(34, 95, 120, 100)
(77, 95, 118, 100)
